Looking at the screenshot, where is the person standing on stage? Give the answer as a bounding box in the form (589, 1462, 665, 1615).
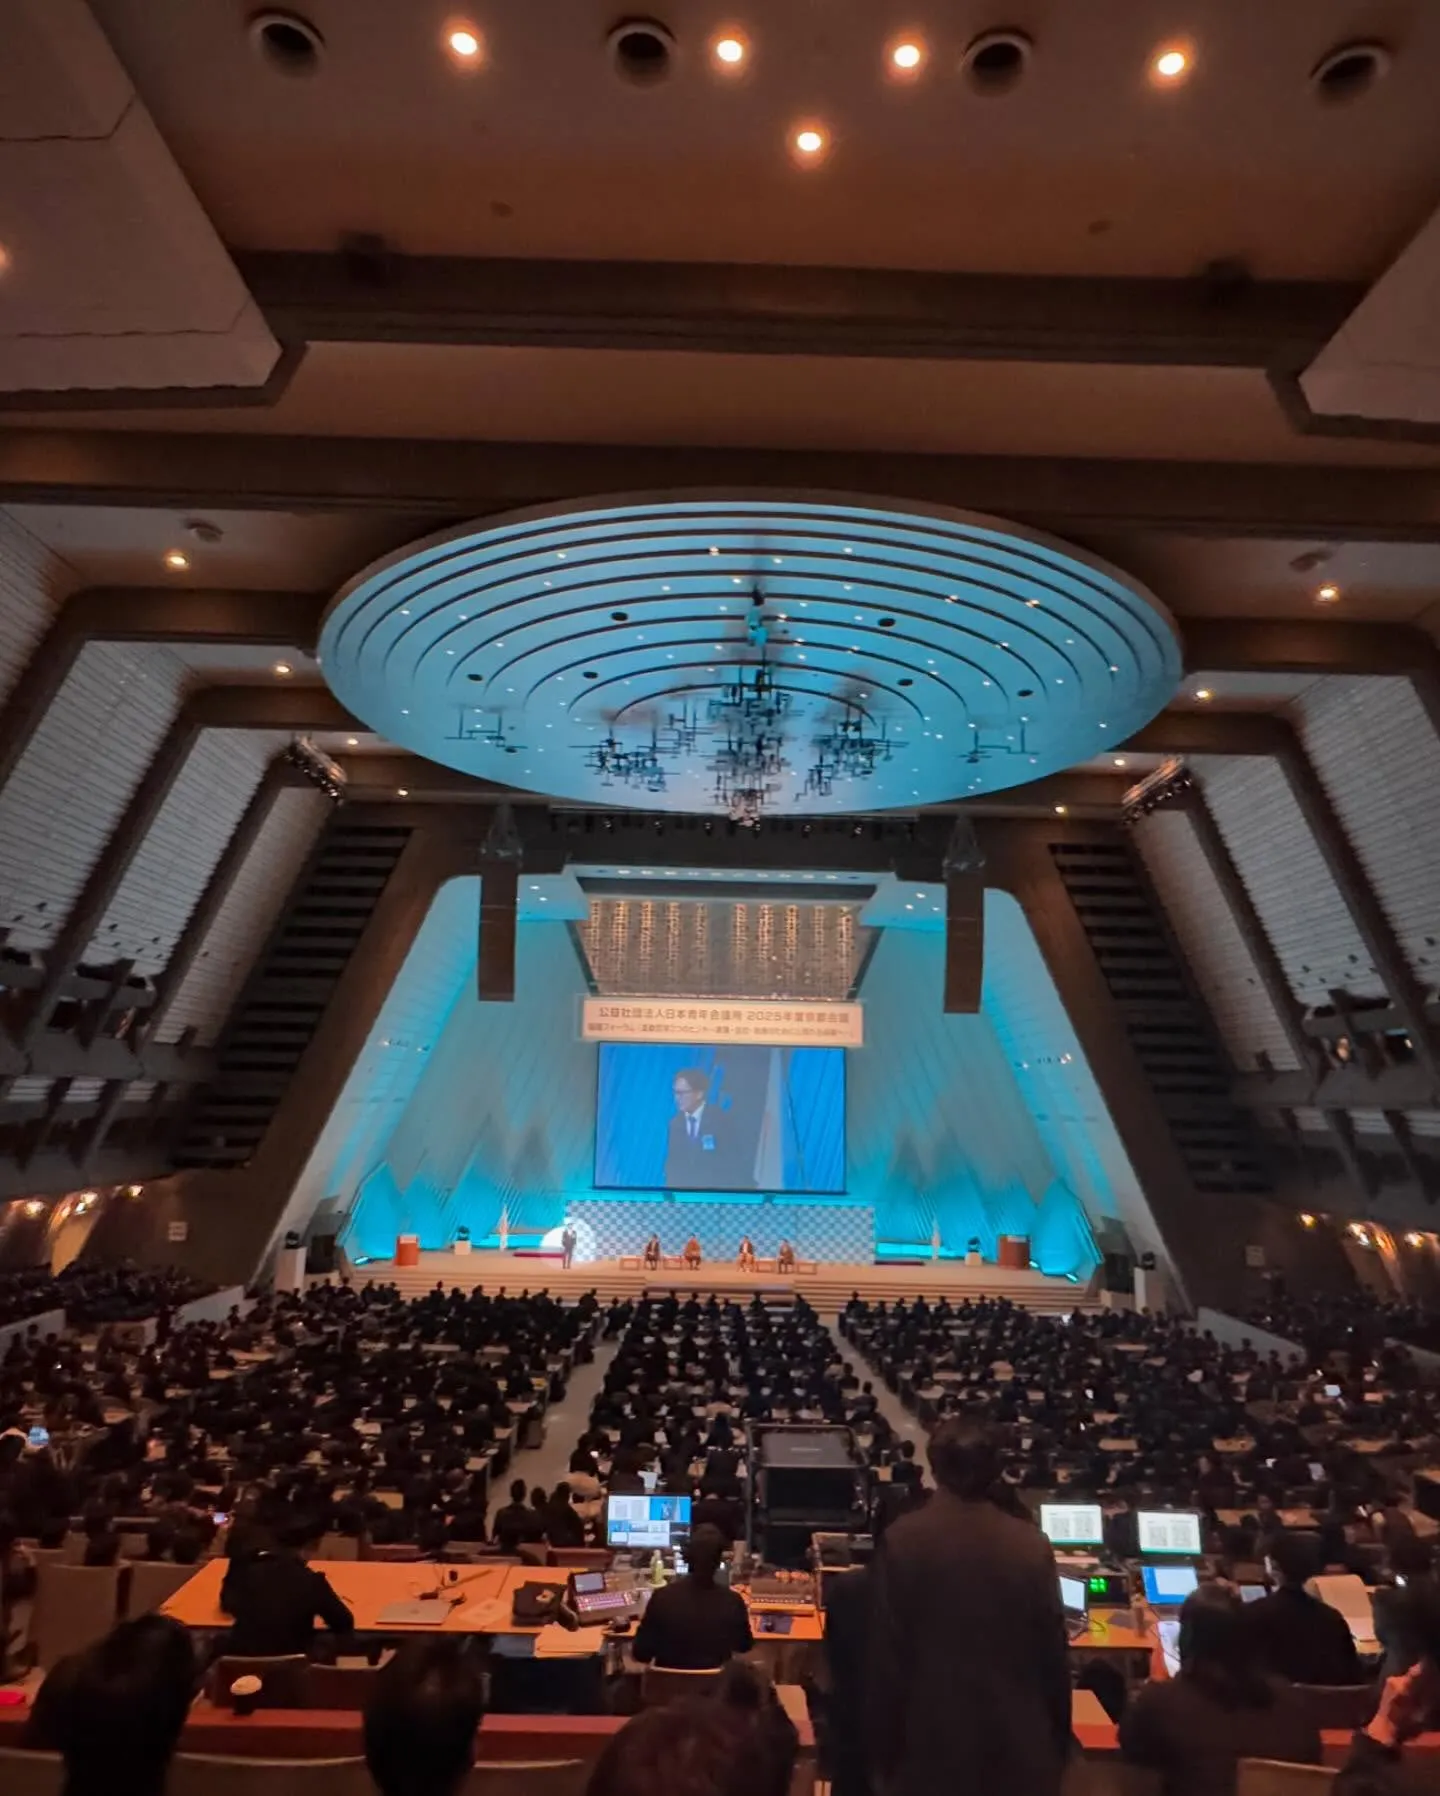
(868, 1418, 1071, 1796)
(560, 1223, 577, 1270)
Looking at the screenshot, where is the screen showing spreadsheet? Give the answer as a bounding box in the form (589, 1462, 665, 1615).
(1136, 1510, 1202, 1557)
(1039, 1503, 1105, 1548)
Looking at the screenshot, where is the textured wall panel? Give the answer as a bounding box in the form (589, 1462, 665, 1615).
(565, 1198, 874, 1264)
(0, 641, 187, 950)
(154, 784, 328, 1044)
(1196, 756, 1382, 1003)
(1296, 677, 1440, 993)
(89, 731, 283, 975)
(981, 889, 1155, 1257)
(1133, 807, 1300, 1070)
(0, 509, 73, 704)
(578, 897, 868, 999)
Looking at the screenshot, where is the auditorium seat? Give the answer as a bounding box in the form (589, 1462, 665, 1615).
(640, 1664, 726, 1706)
(317, 1532, 362, 1562)
(31, 1563, 123, 1670)
(209, 1654, 310, 1709)
(1061, 1763, 1161, 1796)
(1236, 1762, 1338, 1795)
(0, 1748, 61, 1796)
(547, 1548, 612, 1569)
(304, 1662, 383, 1710)
(169, 1754, 372, 1796)
(1286, 1684, 1378, 1731)
(467, 1762, 587, 1796)
(124, 1558, 199, 1616)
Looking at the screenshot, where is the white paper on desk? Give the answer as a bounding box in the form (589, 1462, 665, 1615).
(1309, 1575, 1377, 1647)
(534, 1623, 603, 1658)
(458, 1598, 512, 1630)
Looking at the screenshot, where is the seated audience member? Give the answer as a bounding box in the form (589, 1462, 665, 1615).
(364, 1638, 486, 1796)
(1119, 1584, 1323, 1796)
(1374, 1536, 1440, 1679)
(632, 1523, 752, 1670)
(1247, 1529, 1364, 1686)
(822, 1561, 874, 1796)
(493, 1477, 542, 1553)
(52, 1615, 199, 1796)
(219, 1519, 355, 1656)
(538, 1480, 586, 1548)
(890, 1440, 923, 1491)
(586, 1662, 797, 1796)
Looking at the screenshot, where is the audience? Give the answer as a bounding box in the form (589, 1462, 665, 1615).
(586, 1662, 797, 1796)
(364, 1639, 486, 1796)
(219, 1516, 355, 1656)
(1246, 1530, 1363, 1687)
(47, 1614, 199, 1796)
(632, 1523, 752, 1670)
(1119, 1585, 1323, 1796)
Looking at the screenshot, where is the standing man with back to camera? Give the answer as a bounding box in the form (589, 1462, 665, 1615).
(868, 1418, 1072, 1796)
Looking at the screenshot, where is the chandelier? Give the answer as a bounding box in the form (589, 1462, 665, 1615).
(584, 725, 670, 794)
(805, 700, 900, 797)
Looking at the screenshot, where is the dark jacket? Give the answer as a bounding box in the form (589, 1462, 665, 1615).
(631, 1575, 753, 1669)
(665, 1106, 749, 1190)
(1334, 1731, 1438, 1796)
(219, 1551, 354, 1656)
(1119, 1673, 1323, 1796)
(869, 1490, 1072, 1796)
(823, 1566, 875, 1796)
(1246, 1584, 1364, 1686)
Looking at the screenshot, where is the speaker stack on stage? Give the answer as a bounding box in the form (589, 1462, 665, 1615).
(747, 1424, 869, 1567)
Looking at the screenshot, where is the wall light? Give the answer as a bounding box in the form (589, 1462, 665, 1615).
(163, 550, 190, 572)
(274, 662, 293, 677)
(1054, 804, 1068, 815)
(1194, 687, 1214, 702)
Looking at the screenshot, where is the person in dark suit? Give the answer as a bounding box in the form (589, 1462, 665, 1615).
(631, 1524, 752, 1670)
(665, 1068, 748, 1190)
(219, 1521, 355, 1657)
(868, 1418, 1072, 1796)
(1246, 1529, 1363, 1686)
(823, 1563, 876, 1796)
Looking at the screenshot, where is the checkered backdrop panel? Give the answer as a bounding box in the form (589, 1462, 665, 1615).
(566, 1198, 875, 1264)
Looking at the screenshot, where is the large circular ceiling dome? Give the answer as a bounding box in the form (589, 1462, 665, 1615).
(320, 494, 1180, 815)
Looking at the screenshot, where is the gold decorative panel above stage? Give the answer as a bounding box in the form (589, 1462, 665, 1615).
(576, 895, 871, 1000)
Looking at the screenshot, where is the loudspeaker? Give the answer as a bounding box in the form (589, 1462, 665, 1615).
(307, 1234, 337, 1275)
(477, 860, 519, 1002)
(1103, 1251, 1134, 1294)
(944, 871, 985, 1013)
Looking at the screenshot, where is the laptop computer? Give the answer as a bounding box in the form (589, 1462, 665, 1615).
(1059, 1573, 1090, 1639)
(1140, 1563, 1199, 1610)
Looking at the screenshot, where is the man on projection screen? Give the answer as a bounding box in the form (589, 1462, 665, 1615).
(664, 1067, 749, 1190)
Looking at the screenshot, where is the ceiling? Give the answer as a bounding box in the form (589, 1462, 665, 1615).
(319, 494, 1181, 812)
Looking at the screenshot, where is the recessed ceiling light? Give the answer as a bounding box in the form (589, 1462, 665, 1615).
(712, 32, 747, 68)
(792, 124, 829, 161)
(1153, 46, 1190, 80)
(397, 788, 409, 797)
(0, 243, 11, 276)
(163, 550, 190, 572)
(347, 737, 359, 747)
(1316, 583, 1341, 603)
(1195, 687, 1214, 701)
(1113, 757, 1127, 768)
(446, 24, 482, 60)
(273, 661, 292, 677)
(889, 38, 925, 72)
(1054, 805, 1068, 815)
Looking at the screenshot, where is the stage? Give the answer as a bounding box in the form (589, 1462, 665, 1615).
(347, 1250, 1088, 1317)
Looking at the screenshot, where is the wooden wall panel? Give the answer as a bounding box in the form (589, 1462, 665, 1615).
(1196, 755, 1384, 1003)
(1296, 676, 1440, 992)
(87, 730, 283, 975)
(153, 785, 328, 1044)
(0, 642, 188, 950)
(1133, 806, 1301, 1070)
(0, 511, 74, 706)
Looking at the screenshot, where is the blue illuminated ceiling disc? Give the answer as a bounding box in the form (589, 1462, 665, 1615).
(319, 493, 1181, 814)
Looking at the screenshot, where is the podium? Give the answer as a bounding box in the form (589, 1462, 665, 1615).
(273, 1246, 307, 1293)
(395, 1234, 420, 1267)
(997, 1235, 1031, 1270)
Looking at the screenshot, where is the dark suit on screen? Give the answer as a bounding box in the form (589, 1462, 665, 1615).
(869, 1490, 1072, 1796)
(664, 1102, 749, 1190)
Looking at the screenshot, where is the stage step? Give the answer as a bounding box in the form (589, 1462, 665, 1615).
(344, 1253, 1088, 1319)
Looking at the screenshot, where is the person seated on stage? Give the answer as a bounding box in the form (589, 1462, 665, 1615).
(737, 1236, 757, 1272)
(632, 1523, 753, 1670)
(219, 1517, 355, 1658)
(684, 1236, 703, 1270)
(643, 1234, 662, 1270)
(364, 1638, 486, 1796)
(776, 1241, 796, 1273)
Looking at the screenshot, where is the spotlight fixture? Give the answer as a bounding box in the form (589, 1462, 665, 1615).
(711, 31, 747, 68)
(446, 23, 482, 60)
(163, 550, 190, 572)
(283, 738, 346, 802)
(1153, 45, 1190, 81)
(1315, 583, 1341, 604)
(791, 124, 829, 162)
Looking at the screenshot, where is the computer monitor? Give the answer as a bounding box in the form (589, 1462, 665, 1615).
(1039, 1502, 1105, 1549)
(1136, 1510, 1203, 1557)
(1141, 1563, 1199, 1607)
(605, 1493, 692, 1550)
(1058, 1574, 1088, 1618)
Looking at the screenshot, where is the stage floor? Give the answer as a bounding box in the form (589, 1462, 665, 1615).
(348, 1251, 1086, 1316)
